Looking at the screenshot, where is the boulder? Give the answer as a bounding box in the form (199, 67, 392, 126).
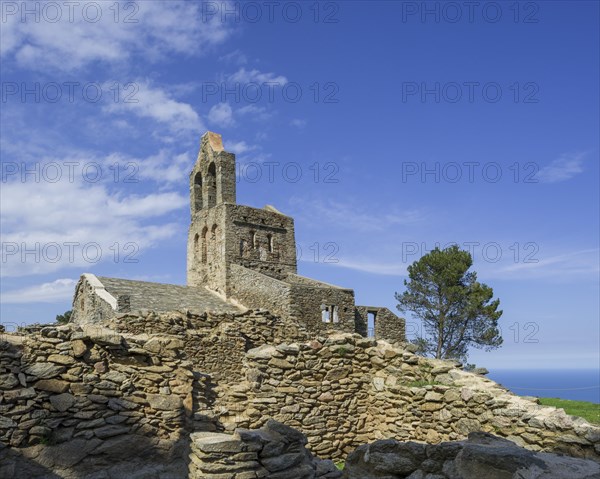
(343, 432, 600, 479)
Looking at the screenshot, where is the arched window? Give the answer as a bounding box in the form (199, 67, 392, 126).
(206, 162, 217, 208)
(211, 224, 219, 260)
(267, 234, 274, 253)
(194, 233, 200, 259)
(193, 172, 203, 212)
(251, 231, 257, 249)
(201, 227, 208, 264)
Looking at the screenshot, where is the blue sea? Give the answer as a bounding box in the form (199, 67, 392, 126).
(486, 370, 600, 403)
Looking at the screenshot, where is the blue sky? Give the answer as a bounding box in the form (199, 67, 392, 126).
(1, 1, 598, 370)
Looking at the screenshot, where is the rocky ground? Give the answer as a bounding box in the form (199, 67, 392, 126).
(343, 431, 600, 479)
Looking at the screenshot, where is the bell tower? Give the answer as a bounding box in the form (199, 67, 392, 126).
(187, 132, 236, 294)
(189, 131, 236, 214)
(188, 131, 298, 298)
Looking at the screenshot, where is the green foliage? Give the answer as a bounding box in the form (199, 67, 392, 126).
(38, 431, 55, 446)
(335, 346, 349, 356)
(538, 398, 600, 424)
(396, 245, 503, 362)
(55, 310, 72, 324)
(334, 461, 345, 470)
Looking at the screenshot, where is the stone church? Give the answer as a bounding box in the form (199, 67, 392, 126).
(72, 132, 405, 342)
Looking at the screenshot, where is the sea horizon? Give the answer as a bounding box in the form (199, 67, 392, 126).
(487, 369, 600, 404)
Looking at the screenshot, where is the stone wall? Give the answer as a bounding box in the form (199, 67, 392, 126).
(228, 263, 292, 320)
(216, 333, 600, 461)
(3, 315, 598, 478)
(108, 309, 308, 384)
(189, 419, 342, 479)
(373, 307, 405, 342)
(287, 274, 357, 335)
(355, 306, 406, 342)
(71, 274, 117, 324)
(0, 323, 198, 478)
(187, 204, 228, 294)
(228, 265, 362, 338)
(226, 204, 298, 281)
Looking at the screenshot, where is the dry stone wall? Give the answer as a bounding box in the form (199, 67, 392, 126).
(189, 419, 342, 479)
(216, 333, 600, 461)
(108, 309, 309, 383)
(0, 323, 199, 478)
(2, 313, 599, 478)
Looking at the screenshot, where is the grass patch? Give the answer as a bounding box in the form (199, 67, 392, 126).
(334, 461, 345, 470)
(538, 397, 600, 424)
(335, 346, 350, 356)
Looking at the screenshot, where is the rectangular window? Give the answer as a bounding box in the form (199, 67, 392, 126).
(367, 312, 376, 338)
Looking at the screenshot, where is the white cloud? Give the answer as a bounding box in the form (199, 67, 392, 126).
(134, 151, 192, 185)
(226, 140, 258, 155)
(0, 176, 186, 277)
(1, 1, 233, 72)
(208, 102, 234, 128)
(99, 150, 193, 186)
(537, 153, 585, 183)
(290, 119, 307, 128)
(1, 279, 77, 303)
(219, 49, 247, 65)
(228, 67, 287, 85)
(237, 105, 273, 121)
(103, 81, 204, 135)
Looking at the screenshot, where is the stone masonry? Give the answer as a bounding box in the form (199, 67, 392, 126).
(2, 312, 599, 478)
(3, 131, 599, 477)
(72, 131, 405, 343)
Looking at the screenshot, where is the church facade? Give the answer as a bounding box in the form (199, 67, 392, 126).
(72, 132, 405, 342)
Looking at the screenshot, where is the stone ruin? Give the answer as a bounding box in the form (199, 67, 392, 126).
(1, 132, 599, 478)
(71, 131, 404, 344)
(2, 314, 599, 478)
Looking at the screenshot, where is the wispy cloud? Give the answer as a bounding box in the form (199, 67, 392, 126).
(237, 105, 273, 121)
(228, 67, 287, 85)
(226, 140, 258, 155)
(0, 173, 186, 277)
(219, 49, 248, 65)
(290, 198, 425, 233)
(290, 119, 307, 128)
(208, 102, 234, 128)
(1, 279, 77, 303)
(489, 248, 599, 279)
(537, 153, 585, 183)
(2, 1, 233, 72)
(103, 80, 204, 136)
(320, 258, 408, 276)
